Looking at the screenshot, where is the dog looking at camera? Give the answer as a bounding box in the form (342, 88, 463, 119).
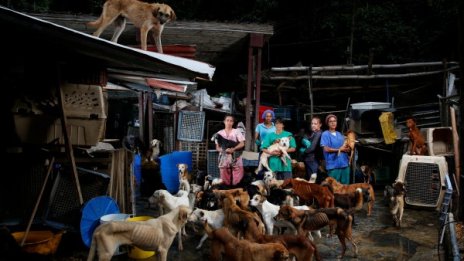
(255, 137, 291, 174)
(384, 180, 406, 227)
(87, 0, 176, 53)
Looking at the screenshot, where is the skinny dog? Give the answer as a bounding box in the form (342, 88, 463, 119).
(88, 0, 176, 53)
(87, 206, 190, 261)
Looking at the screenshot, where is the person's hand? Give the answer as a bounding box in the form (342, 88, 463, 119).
(225, 148, 235, 154)
(270, 150, 282, 156)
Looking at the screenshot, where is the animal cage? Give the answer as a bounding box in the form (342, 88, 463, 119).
(396, 155, 448, 210)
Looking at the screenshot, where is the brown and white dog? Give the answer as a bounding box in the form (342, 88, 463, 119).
(87, 206, 190, 261)
(406, 117, 428, 155)
(323, 177, 375, 216)
(255, 137, 291, 174)
(177, 163, 191, 183)
(87, 0, 176, 53)
(384, 181, 406, 227)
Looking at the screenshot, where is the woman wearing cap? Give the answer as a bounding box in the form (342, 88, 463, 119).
(255, 109, 276, 151)
(261, 117, 296, 180)
(320, 114, 351, 184)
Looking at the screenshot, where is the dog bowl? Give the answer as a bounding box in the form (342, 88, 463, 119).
(11, 230, 65, 255)
(126, 216, 156, 259)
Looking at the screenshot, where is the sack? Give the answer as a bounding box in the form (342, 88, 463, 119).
(379, 112, 397, 144)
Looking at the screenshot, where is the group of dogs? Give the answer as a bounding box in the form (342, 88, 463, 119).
(87, 157, 408, 261)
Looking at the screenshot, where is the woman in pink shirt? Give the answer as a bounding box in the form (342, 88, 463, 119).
(214, 115, 245, 185)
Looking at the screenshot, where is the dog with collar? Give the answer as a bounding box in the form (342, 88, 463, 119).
(88, 0, 176, 53)
(255, 137, 292, 174)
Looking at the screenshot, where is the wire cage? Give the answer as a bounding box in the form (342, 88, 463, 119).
(207, 150, 220, 179)
(178, 141, 207, 171)
(177, 111, 205, 142)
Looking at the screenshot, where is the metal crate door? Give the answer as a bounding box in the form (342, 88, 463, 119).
(177, 111, 205, 142)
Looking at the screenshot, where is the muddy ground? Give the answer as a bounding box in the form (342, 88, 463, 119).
(31, 190, 446, 261)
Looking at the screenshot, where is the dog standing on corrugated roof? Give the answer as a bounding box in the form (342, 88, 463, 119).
(88, 0, 176, 53)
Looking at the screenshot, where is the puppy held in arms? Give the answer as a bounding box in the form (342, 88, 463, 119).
(87, 0, 176, 53)
(255, 137, 291, 174)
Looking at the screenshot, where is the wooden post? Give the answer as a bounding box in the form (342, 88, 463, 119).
(57, 77, 83, 205)
(307, 67, 313, 120)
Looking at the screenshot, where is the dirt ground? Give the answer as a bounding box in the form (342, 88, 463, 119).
(15, 190, 447, 261)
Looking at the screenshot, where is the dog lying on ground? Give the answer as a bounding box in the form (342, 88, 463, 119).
(406, 117, 428, 155)
(187, 208, 224, 250)
(204, 223, 290, 261)
(87, 206, 190, 261)
(256, 137, 292, 174)
(87, 0, 176, 53)
(384, 181, 406, 227)
(322, 177, 375, 216)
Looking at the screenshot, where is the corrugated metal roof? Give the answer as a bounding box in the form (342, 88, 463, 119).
(0, 6, 215, 81)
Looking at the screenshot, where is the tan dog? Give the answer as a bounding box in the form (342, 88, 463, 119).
(87, 0, 176, 53)
(177, 163, 191, 182)
(87, 206, 190, 261)
(406, 118, 428, 155)
(338, 130, 356, 165)
(256, 137, 291, 174)
(323, 177, 375, 216)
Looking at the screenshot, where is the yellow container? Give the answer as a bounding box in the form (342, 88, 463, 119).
(126, 216, 156, 259)
(11, 230, 65, 255)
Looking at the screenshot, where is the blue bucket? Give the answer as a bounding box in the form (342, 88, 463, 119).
(159, 151, 192, 194)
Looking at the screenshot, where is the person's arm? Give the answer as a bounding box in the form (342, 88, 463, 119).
(286, 135, 297, 153)
(305, 131, 321, 154)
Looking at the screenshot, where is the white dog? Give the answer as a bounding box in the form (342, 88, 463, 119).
(255, 137, 291, 174)
(150, 139, 161, 161)
(250, 194, 321, 240)
(187, 208, 225, 249)
(87, 206, 190, 261)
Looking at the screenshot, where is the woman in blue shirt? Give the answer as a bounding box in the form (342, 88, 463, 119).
(320, 114, 351, 184)
(254, 109, 276, 150)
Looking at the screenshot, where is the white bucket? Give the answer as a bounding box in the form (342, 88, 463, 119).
(100, 213, 132, 224)
(99, 213, 132, 255)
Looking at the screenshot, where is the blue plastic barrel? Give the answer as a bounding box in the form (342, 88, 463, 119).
(159, 151, 192, 194)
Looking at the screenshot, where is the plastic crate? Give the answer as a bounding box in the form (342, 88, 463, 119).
(61, 83, 107, 119)
(207, 150, 220, 178)
(177, 111, 205, 142)
(420, 127, 454, 156)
